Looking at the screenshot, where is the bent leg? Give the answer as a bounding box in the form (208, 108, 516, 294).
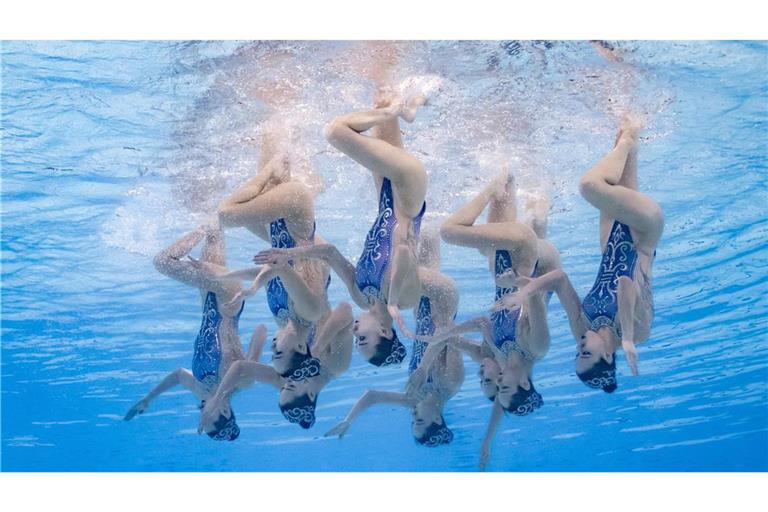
(580, 129, 663, 239)
(324, 105, 427, 217)
(218, 180, 316, 242)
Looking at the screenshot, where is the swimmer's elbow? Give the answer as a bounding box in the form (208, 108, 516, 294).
(217, 202, 236, 227)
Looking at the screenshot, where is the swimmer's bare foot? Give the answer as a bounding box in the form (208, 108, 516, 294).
(396, 93, 426, 123)
(523, 192, 550, 239)
(488, 165, 516, 202)
(615, 115, 643, 148)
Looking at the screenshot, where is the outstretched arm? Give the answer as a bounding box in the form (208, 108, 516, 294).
(124, 368, 206, 421)
(247, 324, 268, 361)
(255, 243, 369, 308)
(479, 400, 504, 471)
(324, 390, 411, 438)
(497, 269, 587, 340)
(219, 266, 265, 282)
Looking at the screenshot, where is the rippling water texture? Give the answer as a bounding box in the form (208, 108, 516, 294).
(2, 41, 767, 471)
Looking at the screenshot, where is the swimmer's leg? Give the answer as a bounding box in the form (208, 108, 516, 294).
(416, 227, 441, 270)
(201, 223, 226, 267)
(487, 168, 517, 224)
(313, 302, 355, 375)
(579, 121, 663, 240)
(324, 101, 427, 217)
(441, 172, 536, 264)
(218, 172, 316, 242)
(524, 194, 550, 240)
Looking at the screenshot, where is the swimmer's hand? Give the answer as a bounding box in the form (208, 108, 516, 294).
(187, 256, 231, 282)
(405, 368, 428, 401)
(324, 420, 351, 439)
(223, 291, 247, 309)
(388, 305, 413, 338)
(622, 339, 640, 376)
(479, 441, 491, 471)
(124, 398, 149, 421)
(253, 248, 293, 268)
(493, 289, 529, 313)
(198, 396, 231, 435)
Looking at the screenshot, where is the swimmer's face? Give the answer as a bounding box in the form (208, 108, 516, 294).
(353, 311, 388, 360)
(575, 330, 610, 374)
(496, 368, 529, 409)
(478, 357, 502, 400)
(411, 401, 440, 439)
(271, 326, 308, 375)
(278, 378, 315, 408)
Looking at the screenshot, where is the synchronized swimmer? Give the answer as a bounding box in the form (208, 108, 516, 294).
(124, 45, 663, 469)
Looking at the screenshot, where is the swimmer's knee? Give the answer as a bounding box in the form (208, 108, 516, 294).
(152, 251, 171, 273)
(578, 174, 603, 201)
(323, 119, 348, 144)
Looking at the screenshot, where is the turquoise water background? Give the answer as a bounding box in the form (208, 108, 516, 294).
(1, 41, 766, 471)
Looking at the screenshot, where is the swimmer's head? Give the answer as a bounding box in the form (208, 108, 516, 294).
(271, 325, 312, 377)
(576, 356, 617, 393)
(278, 379, 317, 429)
(412, 413, 453, 447)
(200, 403, 240, 441)
(575, 331, 617, 393)
(353, 312, 406, 367)
(478, 357, 502, 401)
(496, 365, 543, 415)
(498, 380, 543, 416)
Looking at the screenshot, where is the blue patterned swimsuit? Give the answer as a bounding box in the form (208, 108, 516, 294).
(409, 296, 436, 375)
(266, 219, 330, 327)
(489, 250, 538, 362)
(192, 292, 244, 390)
(355, 177, 426, 304)
(582, 220, 649, 339)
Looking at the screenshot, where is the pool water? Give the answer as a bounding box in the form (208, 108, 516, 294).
(1, 40, 767, 471)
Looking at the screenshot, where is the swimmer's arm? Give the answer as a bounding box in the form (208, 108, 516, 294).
(325, 390, 410, 438)
(528, 269, 586, 339)
(268, 265, 328, 322)
(229, 263, 328, 321)
(416, 316, 490, 345)
(479, 400, 504, 471)
(448, 336, 486, 363)
(124, 368, 205, 420)
(255, 243, 369, 309)
(219, 267, 265, 281)
(247, 325, 268, 362)
(311, 304, 354, 358)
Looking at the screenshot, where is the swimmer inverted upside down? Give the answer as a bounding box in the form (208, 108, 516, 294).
(124, 222, 251, 441)
(419, 169, 561, 469)
(324, 229, 465, 447)
(499, 118, 663, 388)
(256, 78, 440, 368)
